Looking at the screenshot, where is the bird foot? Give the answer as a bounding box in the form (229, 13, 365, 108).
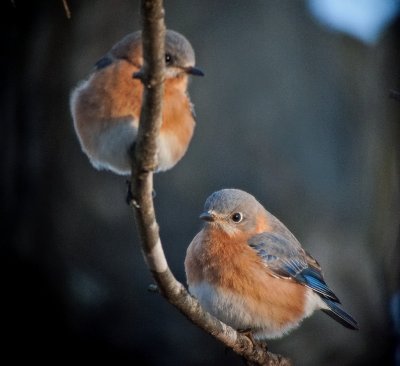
(125, 180, 139, 208)
(238, 329, 256, 345)
(125, 180, 156, 207)
(237, 329, 267, 351)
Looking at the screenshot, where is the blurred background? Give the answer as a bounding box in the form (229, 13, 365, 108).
(2, 0, 400, 365)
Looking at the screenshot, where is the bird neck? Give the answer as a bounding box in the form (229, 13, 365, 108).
(165, 75, 189, 92)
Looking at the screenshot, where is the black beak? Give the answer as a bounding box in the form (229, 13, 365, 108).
(199, 211, 215, 222)
(185, 66, 204, 77)
(132, 70, 144, 80)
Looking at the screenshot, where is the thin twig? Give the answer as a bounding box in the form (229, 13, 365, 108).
(129, 1, 291, 365)
(62, 0, 71, 19)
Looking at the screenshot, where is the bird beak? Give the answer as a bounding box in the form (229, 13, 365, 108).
(132, 70, 144, 80)
(199, 211, 215, 222)
(185, 66, 204, 77)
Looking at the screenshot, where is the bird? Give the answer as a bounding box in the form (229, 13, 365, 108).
(70, 30, 203, 175)
(185, 188, 358, 340)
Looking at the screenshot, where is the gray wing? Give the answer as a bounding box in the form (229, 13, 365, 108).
(248, 232, 339, 302)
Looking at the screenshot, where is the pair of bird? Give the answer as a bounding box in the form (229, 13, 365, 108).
(70, 30, 358, 340)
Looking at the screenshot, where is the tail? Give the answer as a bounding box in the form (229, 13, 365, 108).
(321, 298, 359, 330)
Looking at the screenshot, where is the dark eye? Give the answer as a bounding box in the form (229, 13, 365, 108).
(231, 212, 243, 223)
(165, 53, 173, 65)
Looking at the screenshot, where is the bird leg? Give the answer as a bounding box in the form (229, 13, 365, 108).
(238, 329, 256, 346)
(125, 179, 139, 208)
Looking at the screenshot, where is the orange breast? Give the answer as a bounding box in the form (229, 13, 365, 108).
(186, 227, 307, 327)
(74, 60, 143, 137)
(160, 77, 195, 163)
(74, 63, 194, 168)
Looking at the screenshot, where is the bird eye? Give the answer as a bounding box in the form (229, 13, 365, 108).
(231, 212, 243, 223)
(165, 53, 173, 65)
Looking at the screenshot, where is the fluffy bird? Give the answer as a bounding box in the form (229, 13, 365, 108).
(185, 189, 358, 339)
(70, 30, 203, 175)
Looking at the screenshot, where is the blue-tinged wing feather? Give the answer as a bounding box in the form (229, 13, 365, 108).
(248, 232, 358, 330)
(94, 56, 113, 70)
(295, 268, 340, 302)
(248, 233, 339, 301)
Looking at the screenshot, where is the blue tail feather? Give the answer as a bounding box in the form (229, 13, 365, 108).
(321, 298, 359, 330)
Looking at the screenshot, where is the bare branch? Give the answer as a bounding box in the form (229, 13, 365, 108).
(62, 0, 71, 19)
(129, 1, 292, 365)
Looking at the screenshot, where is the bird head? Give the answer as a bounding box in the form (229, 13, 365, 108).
(200, 189, 267, 237)
(163, 30, 204, 78)
(124, 29, 204, 80)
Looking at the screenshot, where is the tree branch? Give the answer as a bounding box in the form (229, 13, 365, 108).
(129, 1, 291, 365)
(62, 0, 71, 19)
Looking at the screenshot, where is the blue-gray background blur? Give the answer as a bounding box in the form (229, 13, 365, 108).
(3, 0, 400, 365)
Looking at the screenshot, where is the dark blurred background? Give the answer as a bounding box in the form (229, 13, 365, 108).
(2, 0, 400, 365)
